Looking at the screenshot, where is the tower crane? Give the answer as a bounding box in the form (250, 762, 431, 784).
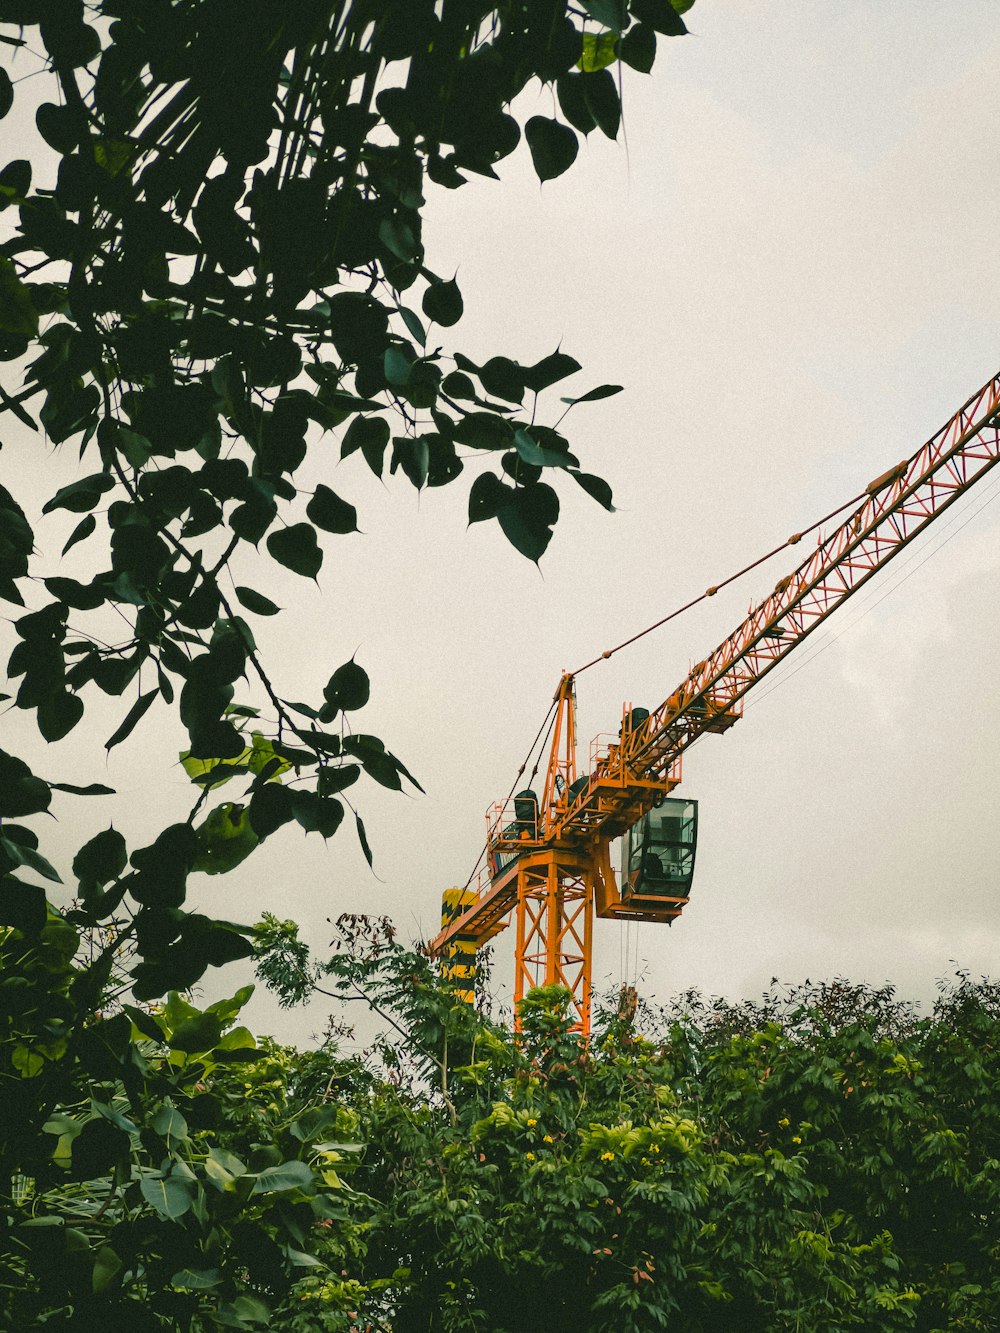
(428, 369, 1000, 1033)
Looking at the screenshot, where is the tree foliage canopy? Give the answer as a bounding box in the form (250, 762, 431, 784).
(263, 927, 1000, 1332)
(0, 0, 690, 1002)
(0, 1, 698, 1323)
(6, 901, 1000, 1329)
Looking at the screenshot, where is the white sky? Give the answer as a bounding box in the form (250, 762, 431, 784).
(3, 2, 999, 1043)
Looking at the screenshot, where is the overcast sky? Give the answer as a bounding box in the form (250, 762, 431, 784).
(4, 2, 999, 1044)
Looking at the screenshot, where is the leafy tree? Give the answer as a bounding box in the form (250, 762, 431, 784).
(0, 1, 696, 1323)
(0, 0, 694, 1008)
(1, 916, 370, 1329)
(258, 926, 1000, 1332)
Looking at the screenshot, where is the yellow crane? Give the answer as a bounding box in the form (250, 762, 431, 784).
(429, 369, 1000, 1033)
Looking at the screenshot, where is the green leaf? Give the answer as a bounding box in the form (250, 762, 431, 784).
(0, 380, 37, 434)
(307, 484, 358, 535)
(169, 1012, 224, 1054)
(631, 0, 688, 35)
(235, 585, 281, 616)
(41, 471, 114, 515)
(581, 0, 627, 32)
(497, 483, 560, 563)
(179, 748, 250, 789)
(525, 117, 579, 183)
(0, 159, 31, 210)
(556, 72, 597, 135)
(152, 1105, 189, 1148)
(422, 277, 464, 328)
(247, 733, 292, 779)
(266, 523, 323, 579)
(251, 1159, 314, 1195)
(92, 1245, 123, 1295)
(286, 1245, 323, 1268)
(478, 356, 524, 404)
(522, 351, 582, 394)
(324, 659, 370, 712)
(172, 1268, 223, 1291)
(292, 791, 344, 837)
(341, 414, 389, 461)
(73, 828, 127, 885)
(0, 835, 61, 883)
(560, 383, 624, 404)
(105, 687, 158, 751)
(468, 473, 509, 524)
(193, 803, 259, 875)
(391, 435, 430, 488)
(580, 32, 619, 72)
(44, 576, 105, 610)
(49, 781, 114, 797)
(206, 984, 255, 1023)
(0, 257, 37, 336)
(454, 412, 513, 451)
(356, 812, 374, 869)
(0, 875, 46, 934)
(61, 513, 96, 556)
(140, 1174, 194, 1219)
(318, 763, 360, 796)
(38, 690, 84, 742)
(384, 343, 412, 386)
(248, 782, 296, 840)
(514, 429, 577, 469)
(0, 68, 12, 119)
(124, 1005, 165, 1043)
(398, 303, 425, 343)
(620, 22, 656, 72)
(214, 1295, 270, 1326)
(582, 69, 621, 139)
(379, 214, 420, 263)
(441, 370, 476, 400)
(572, 471, 616, 511)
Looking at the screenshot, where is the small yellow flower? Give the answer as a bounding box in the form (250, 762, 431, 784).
(527, 1118, 537, 1127)
(600, 1151, 614, 1161)
(778, 1117, 790, 1128)
(791, 1136, 802, 1145)
(525, 1152, 536, 1161)
(543, 1134, 554, 1143)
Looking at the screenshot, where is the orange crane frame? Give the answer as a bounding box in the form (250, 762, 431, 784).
(429, 369, 1000, 1032)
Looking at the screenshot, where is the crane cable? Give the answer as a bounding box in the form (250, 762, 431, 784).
(572, 485, 872, 676)
(456, 698, 558, 894)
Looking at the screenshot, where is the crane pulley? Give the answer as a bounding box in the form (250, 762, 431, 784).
(429, 369, 1000, 1032)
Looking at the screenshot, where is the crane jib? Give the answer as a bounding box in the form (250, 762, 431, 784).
(618, 372, 1000, 788)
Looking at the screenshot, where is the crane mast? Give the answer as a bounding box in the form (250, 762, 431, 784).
(429, 369, 1000, 1032)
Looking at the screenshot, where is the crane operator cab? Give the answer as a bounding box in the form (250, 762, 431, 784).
(621, 797, 698, 914)
(490, 789, 539, 878)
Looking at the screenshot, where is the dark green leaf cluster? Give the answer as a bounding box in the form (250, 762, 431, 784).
(0, 919, 369, 1331)
(0, 0, 685, 1012)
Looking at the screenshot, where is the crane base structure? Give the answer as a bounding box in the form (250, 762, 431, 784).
(431, 368, 1000, 1035)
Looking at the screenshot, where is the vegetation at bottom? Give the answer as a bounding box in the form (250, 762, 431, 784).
(3, 904, 997, 1331)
